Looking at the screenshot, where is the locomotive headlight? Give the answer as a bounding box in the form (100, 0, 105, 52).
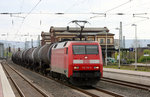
(74, 66, 79, 69)
(94, 66, 99, 69)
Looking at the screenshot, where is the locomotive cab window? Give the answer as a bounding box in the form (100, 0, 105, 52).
(73, 45, 85, 54)
(86, 45, 98, 54)
(73, 45, 99, 54)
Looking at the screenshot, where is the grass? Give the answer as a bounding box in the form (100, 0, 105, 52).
(103, 64, 150, 72)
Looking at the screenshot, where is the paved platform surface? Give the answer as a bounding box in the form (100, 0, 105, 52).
(104, 68, 150, 77)
(0, 63, 15, 97)
(103, 68, 150, 86)
(0, 79, 3, 97)
(131, 63, 150, 66)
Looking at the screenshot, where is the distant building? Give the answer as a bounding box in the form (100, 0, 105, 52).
(25, 41, 30, 50)
(41, 26, 115, 59)
(0, 43, 4, 58)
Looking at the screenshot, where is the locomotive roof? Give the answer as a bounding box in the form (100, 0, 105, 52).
(67, 41, 98, 43)
(54, 41, 98, 44)
(52, 41, 99, 49)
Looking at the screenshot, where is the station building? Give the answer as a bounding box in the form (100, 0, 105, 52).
(41, 26, 115, 61)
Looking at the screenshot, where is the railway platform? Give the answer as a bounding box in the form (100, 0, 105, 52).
(104, 68, 150, 77)
(103, 68, 150, 86)
(0, 62, 15, 97)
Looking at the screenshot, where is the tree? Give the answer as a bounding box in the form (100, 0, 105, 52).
(138, 49, 150, 63)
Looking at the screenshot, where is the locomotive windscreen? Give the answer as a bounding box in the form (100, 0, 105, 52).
(73, 45, 99, 54)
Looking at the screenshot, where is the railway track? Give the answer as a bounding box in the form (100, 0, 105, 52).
(1, 61, 51, 97)
(7, 61, 124, 97)
(51, 77, 124, 97)
(102, 77, 150, 91)
(90, 86, 124, 97)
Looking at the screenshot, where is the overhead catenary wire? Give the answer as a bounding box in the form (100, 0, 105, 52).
(105, 0, 133, 13)
(109, 17, 149, 31)
(15, 0, 42, 35)
(20, 0, 42, 24)
(24, 0, 42, 19)
(89, 0, 133, 20)
(1, 0, 150, 41)
(1, 12, 150, 16)
(1, 0, 150, 17)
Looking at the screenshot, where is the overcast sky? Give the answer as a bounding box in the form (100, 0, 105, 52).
(0, 0, 150, 42)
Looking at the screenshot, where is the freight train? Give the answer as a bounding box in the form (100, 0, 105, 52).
(12, 41, 103, 86)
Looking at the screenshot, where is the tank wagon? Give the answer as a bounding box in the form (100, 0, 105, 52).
(12, 50, 22, 64)
(12, 41, 103, 86)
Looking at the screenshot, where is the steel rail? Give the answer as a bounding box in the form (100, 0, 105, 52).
(92, 86, 124, 97)
(3, 62, 50, 97)
(102, 77, 150, 91)
(42, 76, 124, 97)
(1, 62, 25, 97)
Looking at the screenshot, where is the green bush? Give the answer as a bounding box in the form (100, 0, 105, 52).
(144, 49, 150, 55)
(138, 56, 150, 63)
(4, 51, 12, 58)
(127, 59, 135, 63)
(138, 49, 150, 63)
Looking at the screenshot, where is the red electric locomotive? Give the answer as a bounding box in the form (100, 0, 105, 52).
(51, 41, 103, 86)
(12, 41, 103, 86)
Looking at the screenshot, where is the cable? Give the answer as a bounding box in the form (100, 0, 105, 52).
(88, 0, 133, 20)
(24, 0, 42, 19)
(1, 11, 150, 16)
(16, 0, 42, 35)
(109, 17, 149, 31)
(105, 0, 133, 13)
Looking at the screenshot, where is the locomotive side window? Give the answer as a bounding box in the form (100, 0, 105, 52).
(66, 48, 68, 54)
(54, 44, 58, 48)
(86, 45, 98, 54)
(63, 42, 67, 47)
(73, 45, 99, 54)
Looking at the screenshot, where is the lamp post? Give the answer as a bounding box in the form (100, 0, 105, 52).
(116, 28, 121, 69)
(132, 24, 137, 70)
(1, 33, 8, 59)
(105, 31, 108, 66)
